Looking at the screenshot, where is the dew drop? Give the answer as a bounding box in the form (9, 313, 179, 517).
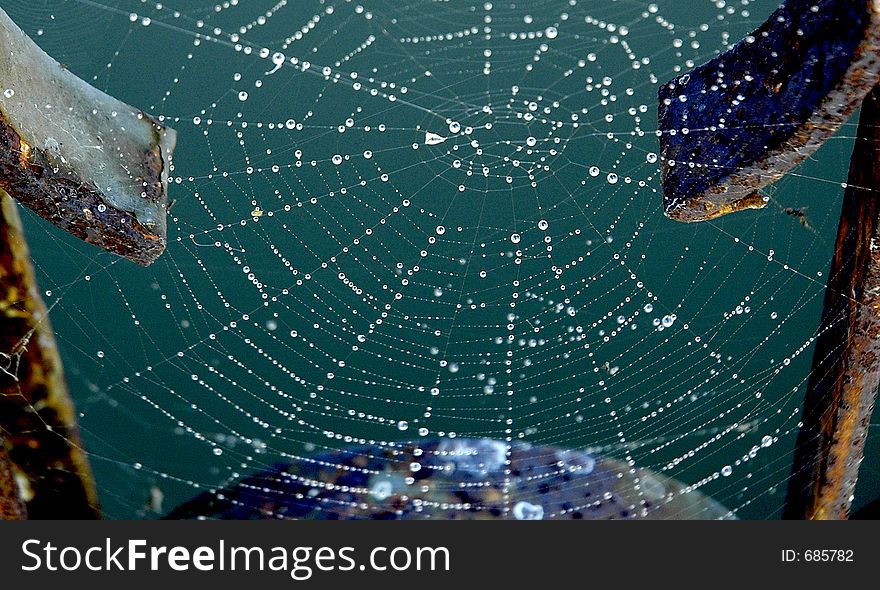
(513, 501, 544, 520)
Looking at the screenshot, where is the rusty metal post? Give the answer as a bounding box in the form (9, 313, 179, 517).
(783, 87, 880, 519)
(0, 189, 99, 518)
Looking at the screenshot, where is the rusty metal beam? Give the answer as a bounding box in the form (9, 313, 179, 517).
(0, 7, 177, 266)
(660, 0, 880, 222)
(0, 440, 25, 519)
(0, 189, 99, 518)
(783, 88, 880, 520)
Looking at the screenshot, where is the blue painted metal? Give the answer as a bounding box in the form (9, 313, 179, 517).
(165, 439, 733, 520)
(659, 0, 880, 222)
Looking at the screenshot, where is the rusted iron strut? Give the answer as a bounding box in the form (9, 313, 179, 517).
(659, 0, 880, 519)
(0, 8, 178, 518)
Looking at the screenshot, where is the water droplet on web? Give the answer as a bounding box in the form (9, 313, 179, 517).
(31, 0, 842, 521)
(370, 479, 393, 501)
(513, 501, 544, 520)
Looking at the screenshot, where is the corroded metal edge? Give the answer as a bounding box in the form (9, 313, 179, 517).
(0, 189, 100, 518)
(660, 0, 880, 222)
(0, 6, 177, 265)
(784, 88, 880, 520)
(0, 109, 170, 266)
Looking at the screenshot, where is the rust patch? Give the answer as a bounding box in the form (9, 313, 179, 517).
(17, 138, 30, 168)
(0, 441, 25, 519)
(784, 87, 880, 520)
(660, 0, 880, 223)
(0, 110, 167, 266)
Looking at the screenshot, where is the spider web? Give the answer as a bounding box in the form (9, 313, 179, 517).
(5, 0, 879, 519)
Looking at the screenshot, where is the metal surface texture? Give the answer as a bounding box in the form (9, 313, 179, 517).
(784, 88, 880, 520)
(0, 190, 99, 518)
(659, 0, 880, 222)
(0, 7, 176, 265)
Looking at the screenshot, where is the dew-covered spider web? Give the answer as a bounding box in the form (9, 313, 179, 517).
(5, 0, 880, 519)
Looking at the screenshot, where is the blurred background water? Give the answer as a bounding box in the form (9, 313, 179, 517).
(3, 0, 878, 519)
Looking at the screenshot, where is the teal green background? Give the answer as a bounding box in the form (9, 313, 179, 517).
(4, 0, 878, 519)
